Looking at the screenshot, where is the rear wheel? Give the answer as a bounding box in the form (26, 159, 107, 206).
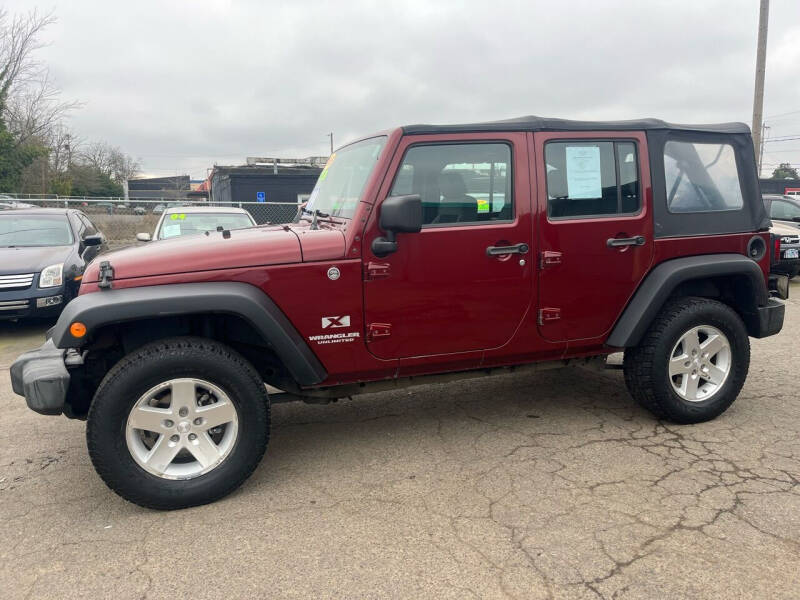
(87, 337, 269, 509)
(623, 297, 750, 424)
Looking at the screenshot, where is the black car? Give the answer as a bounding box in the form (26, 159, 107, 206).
(0, 209, 106, 320)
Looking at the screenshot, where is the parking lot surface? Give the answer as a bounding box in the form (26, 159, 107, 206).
(2, 284, 800, 600)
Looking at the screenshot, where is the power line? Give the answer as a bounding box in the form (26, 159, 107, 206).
(763, 136, 800, 143)
(765, 109, 800, 119)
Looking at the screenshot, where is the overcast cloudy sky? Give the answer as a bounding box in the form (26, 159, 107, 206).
(5, 0, 800, 179)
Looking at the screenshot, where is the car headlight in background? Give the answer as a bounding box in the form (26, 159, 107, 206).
(39, 263, 63, 288)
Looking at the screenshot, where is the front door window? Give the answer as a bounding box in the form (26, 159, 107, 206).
(390, 143, 513, 225)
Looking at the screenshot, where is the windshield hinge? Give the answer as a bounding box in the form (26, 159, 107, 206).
(98, 261, 114, 290)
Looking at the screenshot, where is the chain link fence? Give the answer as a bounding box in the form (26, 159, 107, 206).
(2, 196, 301, 249)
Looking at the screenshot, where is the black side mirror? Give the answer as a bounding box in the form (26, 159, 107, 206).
(83, 233, 103, 247)
(372, 194, 422, 257)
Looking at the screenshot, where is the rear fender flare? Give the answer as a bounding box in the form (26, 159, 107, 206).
(607, 253, 768, 348)
(50, 282, 327, 386)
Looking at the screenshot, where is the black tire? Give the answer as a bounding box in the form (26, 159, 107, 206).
(86, 337, 269, 510)
(623, 297, 750, 424)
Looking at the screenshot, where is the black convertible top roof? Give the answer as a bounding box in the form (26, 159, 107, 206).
(403, 116, 750, 136)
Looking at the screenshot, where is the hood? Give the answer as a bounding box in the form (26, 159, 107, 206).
(84, 225, 302, 282)
(0, 245, 73, 275)
(770, 221, 800, 236)
(295, 227, 347, 261)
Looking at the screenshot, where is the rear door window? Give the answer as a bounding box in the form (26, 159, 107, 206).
(545, 141, 640, 218)
(664, 142, 743, 213)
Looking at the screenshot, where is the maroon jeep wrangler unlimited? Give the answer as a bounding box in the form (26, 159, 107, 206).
(11, 116, 785, 509)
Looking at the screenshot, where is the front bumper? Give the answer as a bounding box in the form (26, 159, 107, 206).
(752, 298, 785, 339)
(10, 339, 70, 415)
(0, 284, 66, 320)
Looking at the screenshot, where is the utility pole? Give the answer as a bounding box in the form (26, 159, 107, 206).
(751, 0, 769, 174)
(327, 132, 333, 155)
(758, 124, 769, 177)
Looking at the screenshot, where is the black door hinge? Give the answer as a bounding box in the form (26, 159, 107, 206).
(365, 262, 391, 281)
(538, 308, 561, 325)
(540, 251, 562, 269)
(367, 323, 392, 341)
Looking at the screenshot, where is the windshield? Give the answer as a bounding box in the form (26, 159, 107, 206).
(158, 212, 255, 239)
(0, 214, 73, 247)
(305, 136, 387, 219)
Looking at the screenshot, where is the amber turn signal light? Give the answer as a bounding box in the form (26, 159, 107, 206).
(69, 322, 87, 338)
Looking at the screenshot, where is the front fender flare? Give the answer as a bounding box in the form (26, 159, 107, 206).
(606, 253, 769, 348)
(51, 282, 327, 386)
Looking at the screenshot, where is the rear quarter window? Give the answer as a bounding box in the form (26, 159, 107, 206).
(664, 141, 743, 213)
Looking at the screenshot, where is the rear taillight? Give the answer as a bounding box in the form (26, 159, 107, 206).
(773, 235, 781, 264)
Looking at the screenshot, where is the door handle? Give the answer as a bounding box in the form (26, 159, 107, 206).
(486, 243, 530, 256)
(606, 235, 646, 248)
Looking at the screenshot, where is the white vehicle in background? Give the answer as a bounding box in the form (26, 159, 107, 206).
(136, 205, 256, 242)
(0, 199, 37, 210)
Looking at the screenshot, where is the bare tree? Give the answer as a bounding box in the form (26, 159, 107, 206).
(109, 148, 140, 183)
(1, 8, 139, 195)
(0, 8, 80, 144)
(82, 140, 113, 175)
(47, 124, 81, 175)
(82, 140, 140, 183)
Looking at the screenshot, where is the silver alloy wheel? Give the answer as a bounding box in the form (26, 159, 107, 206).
(125, 378, 239, 480)
(668, 325, 732, 402)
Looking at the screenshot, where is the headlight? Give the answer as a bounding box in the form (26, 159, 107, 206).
(39, 263, 63, 288)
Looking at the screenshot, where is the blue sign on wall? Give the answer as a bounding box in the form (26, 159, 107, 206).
(256, 191, 266, 202)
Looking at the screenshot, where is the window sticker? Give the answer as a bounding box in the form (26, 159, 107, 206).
(161, 223, 181, 238)
(565, 145, 602, 199)
(476, 198, 490, 213)
(170, 213, 186, 220)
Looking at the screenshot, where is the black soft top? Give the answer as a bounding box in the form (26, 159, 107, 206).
(403, 116, 750, 135)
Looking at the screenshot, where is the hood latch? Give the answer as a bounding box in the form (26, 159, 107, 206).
(98, 261, 114, 290)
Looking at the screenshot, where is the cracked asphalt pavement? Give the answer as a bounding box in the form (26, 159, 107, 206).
(2, 283, 800, 599)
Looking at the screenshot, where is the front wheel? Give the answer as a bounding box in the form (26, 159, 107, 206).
(623, 297, 750, 424)
(87, 337, 269, 509)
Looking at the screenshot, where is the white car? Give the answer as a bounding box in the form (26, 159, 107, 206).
(136, 206, 256, 242)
